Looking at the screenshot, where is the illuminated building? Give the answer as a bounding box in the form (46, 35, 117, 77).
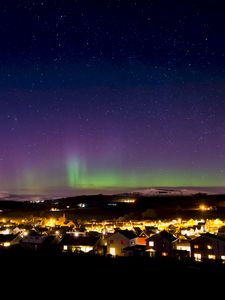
(190, 233, 225, 262)
(61, 235, 100, 253)
(0, 234, 21, 248)
(146, 230, 177, 257)
(21, 231, 54, 251)
(105, 230, 137, 256)
(172, 237, 191, 258)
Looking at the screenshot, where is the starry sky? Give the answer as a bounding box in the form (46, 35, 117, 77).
(1, 0, 225, 197)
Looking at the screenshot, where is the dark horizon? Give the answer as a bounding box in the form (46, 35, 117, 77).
(1, 186, 225, 201)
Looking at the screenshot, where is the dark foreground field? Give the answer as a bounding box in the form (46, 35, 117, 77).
(0, 249, 224, 296)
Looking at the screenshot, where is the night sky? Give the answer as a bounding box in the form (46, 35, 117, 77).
(1, 0, 225, 197)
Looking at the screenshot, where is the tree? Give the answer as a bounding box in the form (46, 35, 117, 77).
(142, 209, 156, 219)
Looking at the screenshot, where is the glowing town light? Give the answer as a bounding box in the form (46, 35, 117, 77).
(208, 255, 216, 260)
(50, 207, 60, 211)
(200, 205, 208, 211)
(194, 253, 201, 261)
(4, 242, 10, 247)
(46, 218, 56, 227)
(116, 198, 136, 203)
(109, 247, 116, 256)
(2, 229, 10, 235)
(176, 246, 191, 251)
(80, 246, 93, 252)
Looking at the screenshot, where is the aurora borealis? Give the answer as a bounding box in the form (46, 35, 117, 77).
(1, 1, 225, 197)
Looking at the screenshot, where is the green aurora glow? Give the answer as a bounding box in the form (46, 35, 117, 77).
(1, 159, 224, 194)
(66, 159, 225, 189)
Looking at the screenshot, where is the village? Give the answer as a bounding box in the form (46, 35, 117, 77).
(1, 210, 225, 264)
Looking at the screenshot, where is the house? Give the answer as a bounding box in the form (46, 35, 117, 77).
(190, 233, 225, 262)
(217, 226, 225, 237)
(0, 234, 22, 248)
(133, 227, 143, 236)
(61, 235, 100, 253)
(130, 236, 147, 247)
(146, 230, 177, 257)
(138, 231, 149, 238)
(172, 236, 191, 258)
(122, 245, 146, 257)
(122, 235, 147, 257)
(105, 230, 137, 256)
(180, 223, 205, 237)
(20, 231, 49, 250)
(144, 226, 158, 236)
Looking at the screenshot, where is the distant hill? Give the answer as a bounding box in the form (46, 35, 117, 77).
(118, 187, 210, 197)
(0, 189, 225, 221)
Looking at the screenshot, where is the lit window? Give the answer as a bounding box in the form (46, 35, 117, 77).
(110, 247, 116, 256)
(177, 246, 191, 252)
(207, 245, 212, 250)
(162, 252, 168, 256)
(194, 253, 201, 261)
(80, 246, 93, 253)
(149, 251, 155, 257)
(3, 242, 10, 247)
(149, 241, 154, 247)
(63, 245, 68, 251)
(221, 256, 225, 260)
(194, 245, 199, 249)
(208, 255, 216, 260)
